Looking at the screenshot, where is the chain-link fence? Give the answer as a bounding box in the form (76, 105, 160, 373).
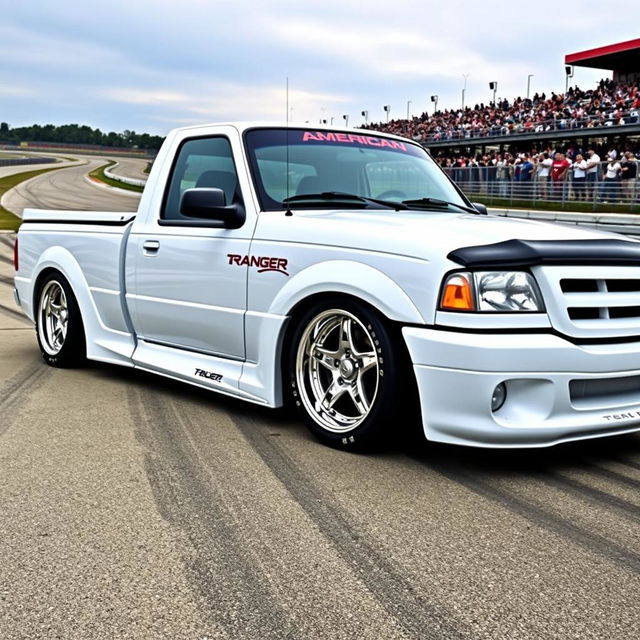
(446, 161, 639, 209)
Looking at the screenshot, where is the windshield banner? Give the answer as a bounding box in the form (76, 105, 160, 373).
(301, 131, 408, 151)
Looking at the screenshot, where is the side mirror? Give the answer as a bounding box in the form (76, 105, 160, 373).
(472, 202, 488, 215)
(180, 188, 245, 228)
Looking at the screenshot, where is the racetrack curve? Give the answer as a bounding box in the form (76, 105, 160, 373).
(1, 235, 639, 638)
(2, 155, 141, 216)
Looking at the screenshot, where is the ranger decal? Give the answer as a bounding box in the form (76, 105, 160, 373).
(227, 254, 289, 276)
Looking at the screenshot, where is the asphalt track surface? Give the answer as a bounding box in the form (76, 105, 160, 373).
(2, 155, 141, 216)
(1, 177, 640, 637)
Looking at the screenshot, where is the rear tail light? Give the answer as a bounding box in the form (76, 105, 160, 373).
(13, 237, 18, 271)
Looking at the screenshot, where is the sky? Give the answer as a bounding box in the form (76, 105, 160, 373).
(0, 1, 637, 136)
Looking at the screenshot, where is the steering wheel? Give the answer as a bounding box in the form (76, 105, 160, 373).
(375, 190, 407, 200)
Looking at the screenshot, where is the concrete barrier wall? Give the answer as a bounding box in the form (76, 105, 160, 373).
(0, 157, 57, 167)
(104, 163, 147, 188)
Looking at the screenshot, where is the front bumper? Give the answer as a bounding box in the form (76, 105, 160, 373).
(402, 326, 640, 448)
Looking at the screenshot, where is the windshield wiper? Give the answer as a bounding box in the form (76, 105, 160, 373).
(282, 192, 407, 210)
(401, 197, 481, 215)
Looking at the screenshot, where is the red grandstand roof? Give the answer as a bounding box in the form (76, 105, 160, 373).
(565, 38, 640, 71)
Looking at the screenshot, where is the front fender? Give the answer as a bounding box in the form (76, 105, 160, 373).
(269, 259, 425, 324)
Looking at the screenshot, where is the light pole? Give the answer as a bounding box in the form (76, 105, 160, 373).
(565, 65, 574, 93)
(343, 114, 349, 127)
(383, 105, 391, 122)
(489, 81, 497, 106)
(430, 95, 438, 113)
(361, 110, 368, 123)
(320, 106, 326, 124)
(527, 74, 534, 99)
(461, 73, 470, 109)
(406, 100, 412, 120)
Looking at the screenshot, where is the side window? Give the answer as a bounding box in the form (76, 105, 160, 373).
(162, 136, 240, 220)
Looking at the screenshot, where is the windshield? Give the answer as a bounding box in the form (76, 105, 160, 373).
(244, 128, 468, 211)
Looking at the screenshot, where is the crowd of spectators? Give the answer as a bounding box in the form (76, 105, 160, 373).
(431, 144, 639, 203)
(365, 79, 640, 143)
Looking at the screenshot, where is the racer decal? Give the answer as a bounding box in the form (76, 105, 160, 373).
(195, 368, 223, 382)
(302, 131, 407, 151)
(227, 253, 289, 276)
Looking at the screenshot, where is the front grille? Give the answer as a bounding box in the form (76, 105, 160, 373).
(536, 266, 640, 339)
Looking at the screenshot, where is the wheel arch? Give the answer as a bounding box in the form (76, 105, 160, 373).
(269, 260, 425, 325)
(30, 246, 135, 365)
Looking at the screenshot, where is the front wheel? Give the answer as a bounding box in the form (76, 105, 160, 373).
(36, 274, 86, 367)
(288, 299, 407, 449)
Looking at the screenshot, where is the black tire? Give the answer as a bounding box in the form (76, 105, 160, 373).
(35, 273, 86, 368)
(287, 297, 409, 450)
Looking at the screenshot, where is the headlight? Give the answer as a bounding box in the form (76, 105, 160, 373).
(440, 271, 544, 312)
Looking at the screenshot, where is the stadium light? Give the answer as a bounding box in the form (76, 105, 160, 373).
(343, 114, 349, 127)
(461, 73, 470, 109)
(430, 95, 439, 113)
(527, 74, 534, 99)
(489, 81, 497, 105)
(565, 65, 574, 92)
(383, 105, 391, 122)
(361, 110, 368, 123)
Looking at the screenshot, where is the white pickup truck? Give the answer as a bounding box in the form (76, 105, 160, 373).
(13, 123, 640, 449)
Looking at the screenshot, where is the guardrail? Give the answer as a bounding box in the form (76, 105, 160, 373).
(104, 163, 147, 188)
(489, 208, 640, 237)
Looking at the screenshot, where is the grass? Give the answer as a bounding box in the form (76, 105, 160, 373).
(0, 166, 69, 231)
(88, 162, 144, 193)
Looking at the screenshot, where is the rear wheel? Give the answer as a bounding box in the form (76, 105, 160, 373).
(36, 274, 86, 367)
(288, 298, 406, 449)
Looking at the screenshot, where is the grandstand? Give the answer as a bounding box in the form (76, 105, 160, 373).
(365, 39, 640, 158)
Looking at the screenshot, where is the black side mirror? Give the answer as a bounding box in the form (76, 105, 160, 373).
(180, 188, 245, 228)
(472, 202, 488, 215)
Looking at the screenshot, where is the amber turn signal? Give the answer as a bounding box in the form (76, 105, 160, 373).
(440, 273, 475, 311)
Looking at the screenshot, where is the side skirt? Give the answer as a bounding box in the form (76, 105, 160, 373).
(132, 339, 270, 406)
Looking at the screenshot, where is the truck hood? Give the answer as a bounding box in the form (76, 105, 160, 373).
(268, 208, 631, 262)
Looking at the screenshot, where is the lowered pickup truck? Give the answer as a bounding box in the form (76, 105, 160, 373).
(13, 123, 640, 449)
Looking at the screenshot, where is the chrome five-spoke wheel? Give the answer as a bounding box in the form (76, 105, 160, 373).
(290, 299, 406, 449)
(38, 280, 69, 355)
(296, 310, 380, 432)
(35, 273, 86, 368)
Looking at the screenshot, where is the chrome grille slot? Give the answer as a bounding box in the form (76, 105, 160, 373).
(568, 308, 600, 320)
(606, 279, 640, 292)
(561, 279, 598, 293)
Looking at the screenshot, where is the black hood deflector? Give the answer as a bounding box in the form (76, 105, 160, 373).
(448, 239, 640, 269)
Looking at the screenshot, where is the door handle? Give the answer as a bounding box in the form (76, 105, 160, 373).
(142, 240, 160, 254)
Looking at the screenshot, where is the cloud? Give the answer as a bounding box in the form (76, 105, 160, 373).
(0, 86, 33, 97)
(102, 83, 351, 122)
(0, 0, 636, 132)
